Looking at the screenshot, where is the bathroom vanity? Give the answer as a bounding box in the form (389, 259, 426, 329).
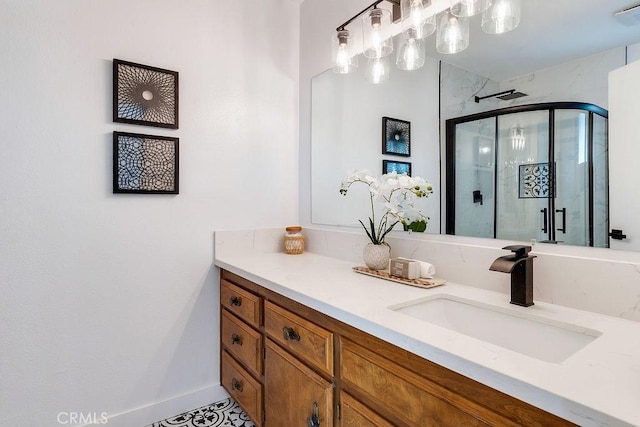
(220, 269, 572, 426)
(214, 228, 640, 426)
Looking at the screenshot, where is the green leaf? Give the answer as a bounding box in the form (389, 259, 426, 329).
(359, 219, 375, 244)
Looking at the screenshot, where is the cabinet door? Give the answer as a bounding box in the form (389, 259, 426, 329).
(341, 338, 491, 426)
(339, 393, 392, 427)
(264, 339, 333, 427)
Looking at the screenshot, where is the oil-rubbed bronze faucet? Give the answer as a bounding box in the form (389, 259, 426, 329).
(490, 245, 536, 307)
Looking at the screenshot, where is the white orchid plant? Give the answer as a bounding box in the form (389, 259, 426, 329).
(339, 170, 433, 245)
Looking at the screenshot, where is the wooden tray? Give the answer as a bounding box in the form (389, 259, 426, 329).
(353, 266, 446, 289)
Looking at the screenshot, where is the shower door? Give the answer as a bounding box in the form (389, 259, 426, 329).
(446, 103, 608, 248)
(496, 110, 592, 244)
(452, 117, 496, 239)
(552, 110, 590, 246)
(495, 111, 551, 243)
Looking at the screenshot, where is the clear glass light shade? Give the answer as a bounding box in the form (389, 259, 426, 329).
(401, 0, 436, 39)
(366, 56, 390, 84)
(436, 11, 469, 54)
(450, 0, 492, 17)
(331, 30, 358, 74)
(362, 8, 393, 58)
(396, 31, 425, 70)
(481, 0, 521, 34)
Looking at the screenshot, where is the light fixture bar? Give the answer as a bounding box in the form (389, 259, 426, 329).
(336, 0, 402, 31)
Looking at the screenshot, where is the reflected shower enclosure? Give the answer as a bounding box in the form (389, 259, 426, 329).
(445, 103, 608, 248)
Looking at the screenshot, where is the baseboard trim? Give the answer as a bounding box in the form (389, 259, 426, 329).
(95, 384, 229, 427)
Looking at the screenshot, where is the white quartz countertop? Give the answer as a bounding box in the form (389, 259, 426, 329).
(215, 248, 640, 426)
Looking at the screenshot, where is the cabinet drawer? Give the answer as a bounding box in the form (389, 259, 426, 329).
(264, 300, 333, 376)
(221, 279, 261, 327)
(221, 350, 262, 426)
(341, 338, 494, 427)
(221, 310, 262, 376)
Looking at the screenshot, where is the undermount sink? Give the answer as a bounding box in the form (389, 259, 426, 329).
(389, 295, 601, 363)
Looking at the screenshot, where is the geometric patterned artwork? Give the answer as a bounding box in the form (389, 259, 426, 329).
(146, 398, 255, 427)
(113, 59, 179, 129)
(113, 131, 179, 194)
(382, 116, 411, 156)
(519, 162, 552, 198)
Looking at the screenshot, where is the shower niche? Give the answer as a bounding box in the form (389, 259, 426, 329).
(446, 102, 609, 248)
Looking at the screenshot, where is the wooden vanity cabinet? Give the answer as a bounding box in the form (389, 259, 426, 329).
(219, 278, 264, 425)
(220, 269, 575, 427)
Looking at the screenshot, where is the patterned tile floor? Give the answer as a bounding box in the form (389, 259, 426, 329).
(147, 398, 255, 427)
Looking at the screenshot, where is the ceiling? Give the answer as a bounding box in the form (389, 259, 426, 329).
(421, 0, 640, 81)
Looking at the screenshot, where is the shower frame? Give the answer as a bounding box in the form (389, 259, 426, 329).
(445, 102, 609, 246)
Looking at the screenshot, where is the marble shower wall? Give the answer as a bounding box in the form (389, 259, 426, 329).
(440, 61, 499, 120)
(499, 47, 626, 109)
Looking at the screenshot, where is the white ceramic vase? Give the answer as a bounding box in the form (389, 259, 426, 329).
(363, 243, 391, 270)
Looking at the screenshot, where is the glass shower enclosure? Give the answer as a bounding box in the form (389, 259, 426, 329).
(445, 103, 608, 248)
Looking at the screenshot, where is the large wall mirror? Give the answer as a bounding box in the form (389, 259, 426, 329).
(310, 0, 640, 251)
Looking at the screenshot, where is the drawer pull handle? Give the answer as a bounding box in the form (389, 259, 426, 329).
(282, 326, 301, 342)
(229, 296, 242, 307)
(231, 378, 243, 392)
(231, 333, 243, 346)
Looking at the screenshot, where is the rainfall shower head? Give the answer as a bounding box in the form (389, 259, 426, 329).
(475, 89, 528, 103)
(496, 91, 528, 100)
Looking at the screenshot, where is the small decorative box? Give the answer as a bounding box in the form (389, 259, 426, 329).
(389, 258, 421, 279)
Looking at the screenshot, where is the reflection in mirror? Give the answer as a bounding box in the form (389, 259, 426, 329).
(311, 8, 640, 250)
(311, 54, 441, 232)
(445, 103, 609, 248)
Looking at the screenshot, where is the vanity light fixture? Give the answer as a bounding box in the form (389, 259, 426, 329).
(331, 0, 522, 79)
(481, 0, 521, 34)
(401, 0, 436, 39)
(332, 30, 358, 74)
(367, 56, 391, 84)
(362, 7, 394, 58)
(396, 28, 426, 70)
(450, 0, 491, 18)
(436, 10, 469, 54)
(333, 0, 401, 74)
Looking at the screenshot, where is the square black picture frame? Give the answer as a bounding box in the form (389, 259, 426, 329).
(383, 160, 412, 176)
(518, 162, 553, 199)
(113, 131, 179, 194)
(382, 116, 410, 157)
(113, 59, 179, 129)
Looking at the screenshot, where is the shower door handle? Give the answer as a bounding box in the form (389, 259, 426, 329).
(556, 208, 566, 234)
(540, 208, 548, 233)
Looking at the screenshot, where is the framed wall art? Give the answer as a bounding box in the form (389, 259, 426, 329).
(383, 160, 412, 176)
(113, 131, 179, 194)
(113, 59, 179, 129)
(519, 162, 553, 199)
(382, 116, 410, 157)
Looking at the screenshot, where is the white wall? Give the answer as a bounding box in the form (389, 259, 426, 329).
(311, 58, 440, 231)
(609, 59, 640, 252)
(299, 0, 373, 227)
(0, 1, 299, 426)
